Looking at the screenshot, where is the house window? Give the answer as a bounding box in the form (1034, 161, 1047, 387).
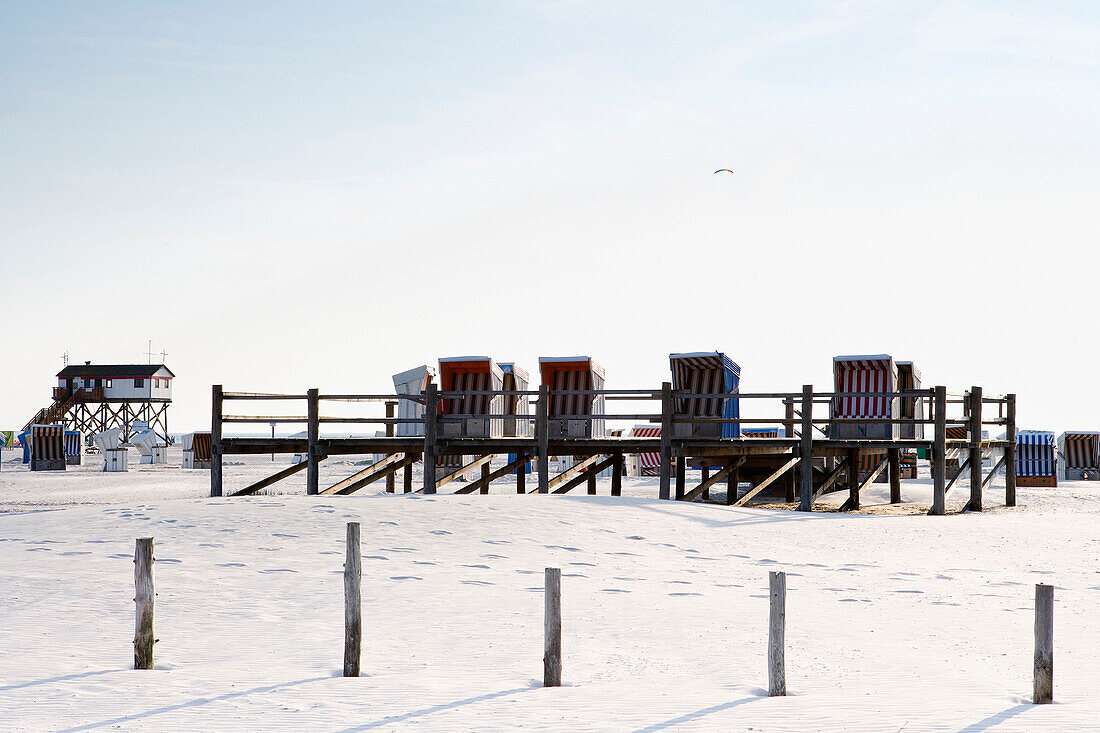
(105, 379, 112, 388)
(135, 378, 144, 388)
(94, 379, 101, 388)
(84, 379, 92, 388)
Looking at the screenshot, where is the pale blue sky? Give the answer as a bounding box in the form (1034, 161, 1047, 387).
(2, 1, 1098, 432)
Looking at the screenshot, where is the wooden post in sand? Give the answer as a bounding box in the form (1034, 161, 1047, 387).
(968, 386, 984, 512)
(544, 567, 562, 687)
(1034, 583, 1053, 704)
(769, 570, 786, 696)
(423, 384, 438, 494)
(797, 385, 814, 512)
(210, 385, 223, 497)
(306, 388, 320, 496)
(1005, 394, 1017, 507)
(931, 386, 947, 516)
(659, 382, 673, 501)
(344, 522, 362, 677)
(537, 385, 550, 494)
(385, 401, 397, 493)
(134, 537, 155, 670)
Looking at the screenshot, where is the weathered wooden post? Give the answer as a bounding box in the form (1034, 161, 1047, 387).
(306, 388, 320, 496)
(931, 386, 947, 515)
(968, 386, 984, 512)
(481, 456, 492, 495)
(674, 456, 686, 501)
(1034, 583, 1053, 704)
(611, 452, 623, 497)
(797, 385, 814, 512)
(659, 382, 673, 501)
(134, 537, 155, 670)
(846, 447, 860, 511)
(544, 567, 562, 687)
(423, 384, 438, 494)
(516, 459, 526, 494)
(726, 462, 739, 506)
(888, 447, 902, 504)
(537, 385, 550, 494)
(768, 570, 786, 696)
(344, 522, 362, 677)
(1005, 393, 1017, 507)
(403, 458, 414, 493)
(587, 463, 597, 495)
(701, 465, 710, 501)
(385, 401, 397, 493)
(210, 385, 223, 498)
(784, 398, 797, 502)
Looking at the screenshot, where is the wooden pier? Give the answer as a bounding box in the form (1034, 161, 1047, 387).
(209, 383, 1017, 515)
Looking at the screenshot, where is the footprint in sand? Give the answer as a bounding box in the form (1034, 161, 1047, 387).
(109, 553, 130, 558)
(461, 580, 495, 586)
(716, 583, 743, 588)
(414, 561, 437, 566)
(364, 555, 388, 561)
(515, 569, 537, 575)
(318, 550, 340, 555)
(893, 589, 924, 594)
(390, 576, 423, 581)
(481, 554, 507, 560)
(199, 543, 223, 548)
(544, 545, 582, 552)
(158, 558, 182, 564)
(430, 530, 452, 535)
(379, 521, 398, 526)
(484, 540, 511, 545)
(463, 564, 490, 569)
(840, 598, 871, 603)
(218, 563, 247, 567)
(569, 562, 597, 567)
(379, 547, 416, 553)
(670, 592, 702, 597)
(27, 548, 53, 552)
(563, 573, 587, 578)
(626, 536, 645, 540)
(60, 551, 91, 556)
(260, 569, 298, 574)
(667, 580, 692, 585)
(272, 533, 298, 538)
(600, 588, 631, 593)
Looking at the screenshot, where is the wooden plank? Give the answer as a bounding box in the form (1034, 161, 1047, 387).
(1034, 583, 1054, 704)
(943, 456, 970, 499)
(322, 453, 404, 494)
(545, 454, 604, 493)
(434, 454, 494, 490)
(325, 454, 417, 496)
(552, 455, 615, 495)
(454, 454, 532, 495)
(981, 453, 1008, 491)
(798, 385, 814, 511)
(733, 457, 800, 507)
(700, 465, 710, 501)
(134, 537, 154, 670)
(343, 523, 361, 677)
(682, 457, 745, 503)
(544, 568, 562, 687)
(846, 448, 860, 511)
(611, 453, 623, 497)
(231, 457, 322, 497)
(811, 456, 850, 501)
(769, 571, 786, 696)
(403, 459, 414, 493)
(482, 458, 492, 495)
(675, 456, 686, 500)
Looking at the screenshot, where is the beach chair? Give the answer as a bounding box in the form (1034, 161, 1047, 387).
(1057, 431, 1099, 481)
(539, 357, 606, 439)
(438, 357, 505, 438)
(1016, 430, 1057, 487)
(30, 424, 66, 471)
(669, 352, 741, 438)
(95, 428, 128, 472)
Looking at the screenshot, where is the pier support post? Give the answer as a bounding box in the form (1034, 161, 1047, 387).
(1005, 394, 1017, 507)
(423, 383, 438, 493)
(210, 385, 223, 498)
(537, 385, 549, 494)
(385, 401, 396, 493)
(888, 447, 901, 504)
(659, 382, 673, 501)
(797, 385, 813, 512)
(931, 386, 947, 515)
(968, 386, 983, 511)
(306, 388, 320, 495)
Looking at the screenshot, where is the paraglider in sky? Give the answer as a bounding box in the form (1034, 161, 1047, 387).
(713, 168, 734, 174)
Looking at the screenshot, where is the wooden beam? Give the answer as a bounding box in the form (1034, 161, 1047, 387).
(542, 454, 604, 493)
(231, 457, 324, 497)
(797, 385, 814, 511)
(888, 447, 902, 504)
(552, 455, 616, 494)
(733, 457, 801, 507)
(322, 453, 404, 494)
(968, 386, 984, 512)
(325, 454, 417, 495)
(682, 457, 745, 503)
(981, 453, 1008, 491)
(433, 454, 494, 490)
(811, 456, 850, 501)
(840, 456, 888, 511)
(454, 454, 533, 495)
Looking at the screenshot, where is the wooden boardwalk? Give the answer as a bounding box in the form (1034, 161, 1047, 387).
(210, 382, 1017, 515)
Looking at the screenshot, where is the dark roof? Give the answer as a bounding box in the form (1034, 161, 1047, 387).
(57, 364, 175, 378)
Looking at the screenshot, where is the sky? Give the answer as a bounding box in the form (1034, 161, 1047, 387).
(1, 1, 1098, 433)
